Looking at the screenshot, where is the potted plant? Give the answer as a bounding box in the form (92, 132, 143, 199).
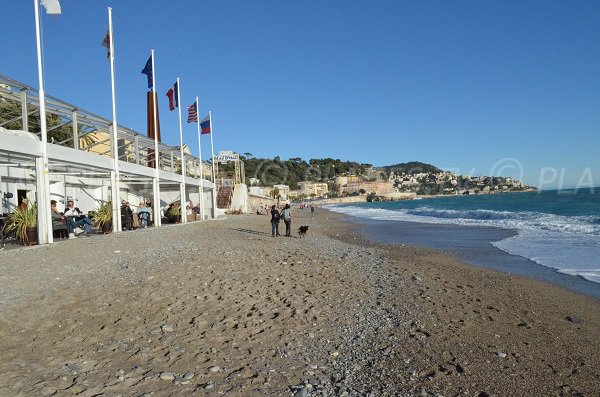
(169, 204, 181, 223)
(5, 200, 38, 245)
(93, 201, 113, 233)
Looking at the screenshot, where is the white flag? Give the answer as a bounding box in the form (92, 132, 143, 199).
(41, 0, 61, 15)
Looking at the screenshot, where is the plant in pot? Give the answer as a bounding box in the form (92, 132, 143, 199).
(5, 200, 38, 245)
(93, 201, 113, 233)
(169, 204, 181, 223)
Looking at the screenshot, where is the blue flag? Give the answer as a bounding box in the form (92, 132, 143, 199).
(141, 55, 153, 89)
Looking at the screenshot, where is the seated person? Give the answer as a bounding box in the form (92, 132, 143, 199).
(164, 203, 175, 223)
(137, 202, 152, 228)
(144, 199, 153, 226)
(51, 199, 75, 239)
(165, 203, 174, 218)
(64, 200, 93, 236)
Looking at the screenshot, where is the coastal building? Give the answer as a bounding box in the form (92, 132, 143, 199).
(298, 181, 328, 198)
(247, 186, 266, 196)
(340, 181, 395, 195)
(272, 184, 290, 200)
(334, 175, 360, 186)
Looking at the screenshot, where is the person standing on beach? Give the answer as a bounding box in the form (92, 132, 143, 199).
(282, 203, 292, 237)
(270, 205, 281, 237)
(310, 204, 315, 218)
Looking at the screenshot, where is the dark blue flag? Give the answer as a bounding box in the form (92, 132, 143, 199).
(141, 55, 153, 89)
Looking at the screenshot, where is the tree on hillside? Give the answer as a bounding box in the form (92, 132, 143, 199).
(328, 181, 339, 197)
(382, 161, 442, 175)
(0, 99, 94, 148)
(271, 187, 280, 199)
(243, 156, 372, 186)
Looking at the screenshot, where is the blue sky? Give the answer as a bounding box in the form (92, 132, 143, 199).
(2, 1, 599, 188)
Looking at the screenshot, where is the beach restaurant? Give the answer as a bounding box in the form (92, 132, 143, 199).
(0, 74, 216, 245)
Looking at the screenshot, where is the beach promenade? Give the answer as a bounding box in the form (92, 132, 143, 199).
(0, 210, 599, 396)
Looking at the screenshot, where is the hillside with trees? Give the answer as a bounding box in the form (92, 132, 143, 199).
(239, 155, 445, 188)
(380, 161, 442, 175)
(240, 156, 372, 189)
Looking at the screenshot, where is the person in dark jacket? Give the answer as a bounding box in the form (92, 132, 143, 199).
(270, 205, 281, 237)
(120, 200, 133, 230)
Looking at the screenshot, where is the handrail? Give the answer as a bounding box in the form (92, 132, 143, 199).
(0, 74, 209, 179)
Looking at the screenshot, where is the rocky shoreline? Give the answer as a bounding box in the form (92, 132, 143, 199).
(0, 209, 599, 396)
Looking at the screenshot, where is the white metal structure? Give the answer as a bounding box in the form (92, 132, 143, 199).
(0, 74, 215, 243)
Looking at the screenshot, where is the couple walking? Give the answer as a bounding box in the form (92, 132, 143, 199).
(270, 204, 292, 237)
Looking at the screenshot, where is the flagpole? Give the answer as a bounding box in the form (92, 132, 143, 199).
(176, 77, 186, 223)
(33, 0, 53, 244)
(151, 49, 161, 227)
(108, 7, 122, 233)
(195, 97, 205, 221)
(208, 110, 217, 218)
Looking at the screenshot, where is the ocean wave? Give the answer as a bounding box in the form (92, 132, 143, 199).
(327, 203, 600, 284)
(492, 230, 600, 284)
(328, 205, 600, 235)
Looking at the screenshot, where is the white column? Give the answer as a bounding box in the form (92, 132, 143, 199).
(152, 177, 160, 226)
(176, 78, 186, 223)
(72, 109, 79, 150)
(108, 7, 122, 233)
(20, 89, 29, 132)
(195, 97, 205, 221)
(34, 0, 52, 245)
(208, 111, 217, 218)
(150, 50, 161, 227)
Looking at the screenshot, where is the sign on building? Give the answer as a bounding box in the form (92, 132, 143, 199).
(215, 151, 239, 164)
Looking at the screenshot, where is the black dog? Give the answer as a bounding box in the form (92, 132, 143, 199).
(298, 225, 309, 238)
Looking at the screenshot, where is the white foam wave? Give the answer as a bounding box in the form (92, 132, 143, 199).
(327, 205, 600, 235)
(327, 204, 600, 284)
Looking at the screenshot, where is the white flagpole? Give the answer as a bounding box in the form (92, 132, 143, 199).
(108, 7, 122, 233)
(33, 0, 53, 244)
(195, 97, 205, 221)
(208, 110, 217, 217)
(176, 77, 186, 223)
(151, 50, 161, 227)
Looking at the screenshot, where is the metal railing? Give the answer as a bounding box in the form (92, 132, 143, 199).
(0, 74, 210, 180)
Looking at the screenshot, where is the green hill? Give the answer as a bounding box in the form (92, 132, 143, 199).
(238, 156, 442, 188)
(380, 161, 442, 175)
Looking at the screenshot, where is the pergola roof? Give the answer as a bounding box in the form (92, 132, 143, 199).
(0, 74, 213, 189)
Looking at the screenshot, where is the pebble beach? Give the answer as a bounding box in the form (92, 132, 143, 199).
(1, 209, 599, 396)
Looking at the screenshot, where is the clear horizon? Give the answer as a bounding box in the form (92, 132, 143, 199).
(2, 1, 599, 190)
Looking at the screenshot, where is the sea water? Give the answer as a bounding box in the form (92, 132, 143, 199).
(327, 189, 600, 287)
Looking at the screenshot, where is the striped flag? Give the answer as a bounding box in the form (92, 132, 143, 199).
(187, 102, 198, 123)
(200, 114, 211, 134)
(166, 81, 179, 111)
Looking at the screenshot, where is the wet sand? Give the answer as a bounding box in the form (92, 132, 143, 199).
(352, 217, 600, 299)
(0, 209, 599, 396)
